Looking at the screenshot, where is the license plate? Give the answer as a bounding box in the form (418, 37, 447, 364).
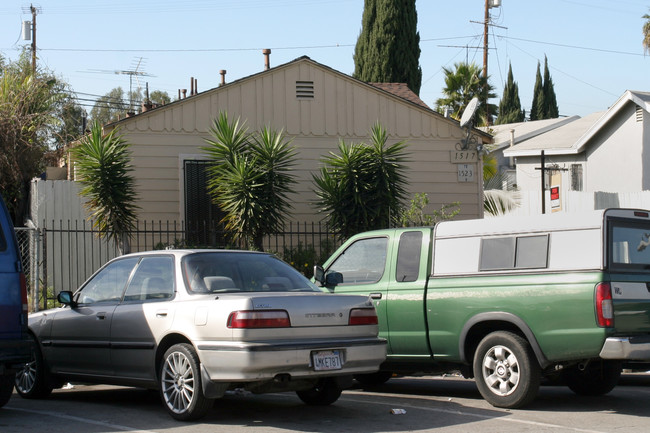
(311, 350, 342, 371)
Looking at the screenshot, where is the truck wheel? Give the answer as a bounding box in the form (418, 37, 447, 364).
(354, 371, 393, 387)
(159, 343, 213, 421)
(0, 374, 14, 407)
(563, 360, 621, 396)
(14, 335, 54, 399)
(473, 331, 540, 408)
(296, 378, 342, 406)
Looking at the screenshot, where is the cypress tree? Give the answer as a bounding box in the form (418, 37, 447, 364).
(529, 62, 543, 121)
(542, 56, 559, 118)
(353, 0, 422, 95)
(496, 63, 524, 124)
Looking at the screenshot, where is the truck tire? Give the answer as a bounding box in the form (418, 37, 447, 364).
(473, 331, 540, 408)
(563, 360, 621, 396)
(354, 371, 393, 387)
(296, 378, 342, 406)
(0, 374, 14, 407)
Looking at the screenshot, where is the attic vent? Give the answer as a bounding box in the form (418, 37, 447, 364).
(636, 105, 644, 122)
(296, 81, 314, 99)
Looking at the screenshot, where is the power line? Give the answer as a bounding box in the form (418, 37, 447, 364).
(497, 35, 646, 57)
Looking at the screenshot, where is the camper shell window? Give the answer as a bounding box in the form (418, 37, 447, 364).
(480, 234, 549, 271)
(608, 218, 650, 271)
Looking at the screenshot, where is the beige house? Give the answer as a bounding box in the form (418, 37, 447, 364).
(101, 56, 490, 231)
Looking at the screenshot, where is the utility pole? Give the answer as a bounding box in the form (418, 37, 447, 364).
(31, 5, 37, 75)
(22, 4, 40, 76)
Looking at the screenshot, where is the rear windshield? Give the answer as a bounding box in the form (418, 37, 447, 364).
(182, 252, 321, 294)
(608, 218, 650, 271)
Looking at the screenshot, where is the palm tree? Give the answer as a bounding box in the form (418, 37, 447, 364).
(70, 121, 139, 254)
(435, 62, 497, 125)
(202, 112, 297, 250)
(642, 10, 650, 54)
(313, 122, 409, 238)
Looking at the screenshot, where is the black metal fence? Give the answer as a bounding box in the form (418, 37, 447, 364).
(15, 220, 341, 311)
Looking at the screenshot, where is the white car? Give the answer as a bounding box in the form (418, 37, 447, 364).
(15, 250, 386, 420)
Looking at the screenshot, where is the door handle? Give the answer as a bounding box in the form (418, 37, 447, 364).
(369, 292, 382, 300)
(156, 310, 168, 318)
(96, 312, 106, 320)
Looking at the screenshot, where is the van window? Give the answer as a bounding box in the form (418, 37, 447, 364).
(396, 231, 422, 282)
(609, 218, 650, 271)
(480, 235, 549, 271)
(0, 228, 6, 252)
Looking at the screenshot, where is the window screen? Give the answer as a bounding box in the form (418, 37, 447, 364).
(480, 237, 516, 270)
(480, 235, 549, 271)
(396, 231, 423, 282)
(515, 235, 549, 268)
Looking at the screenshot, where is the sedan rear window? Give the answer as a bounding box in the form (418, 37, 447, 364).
(182, 252, 321, 294)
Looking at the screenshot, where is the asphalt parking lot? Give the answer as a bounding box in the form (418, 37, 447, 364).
(2, 374, 650, 433)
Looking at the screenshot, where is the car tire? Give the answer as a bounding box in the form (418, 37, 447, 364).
(14, 335, 54, 399)
(473, 331, 540, 409)
(0, 374, 14, 407)
(354, 371, 393, 387)
(159, 343, 213, 421)
(563, 360, 621, 396)
(296, 377, 342, 406)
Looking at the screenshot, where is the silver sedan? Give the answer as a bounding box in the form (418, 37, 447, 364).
(14, 250, 386, 420)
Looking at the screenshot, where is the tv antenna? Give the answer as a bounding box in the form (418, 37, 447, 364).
(83, 57, 155, 111)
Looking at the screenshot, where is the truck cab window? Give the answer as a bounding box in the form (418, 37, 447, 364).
(396, 231, 422, 282)
(328, 237, 388, 284)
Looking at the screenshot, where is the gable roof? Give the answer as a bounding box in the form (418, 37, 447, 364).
(503, 90, 650, 157)
(108, 55, 491, 141)
(369, 82, 430, 109)
(484, 116, 580, 152)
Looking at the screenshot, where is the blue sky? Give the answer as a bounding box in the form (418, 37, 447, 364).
(1, 0, 648, 118)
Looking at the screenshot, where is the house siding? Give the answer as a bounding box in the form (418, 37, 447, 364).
(107, 59, 484, 225)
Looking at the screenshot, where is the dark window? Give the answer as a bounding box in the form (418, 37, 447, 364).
(184, 160, 226, 246)
(571, 164, 583, 191)
(396, 231, 423, 282)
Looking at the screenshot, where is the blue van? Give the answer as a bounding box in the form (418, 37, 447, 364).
(0, 194, 31, 408)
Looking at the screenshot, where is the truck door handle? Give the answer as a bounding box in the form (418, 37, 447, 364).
(370, 292, 382, 300)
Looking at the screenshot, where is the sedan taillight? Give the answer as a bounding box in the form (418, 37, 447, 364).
(227, 310, 291, 328)
(595, 282, 614, 327)
(348, 308, 378, 325)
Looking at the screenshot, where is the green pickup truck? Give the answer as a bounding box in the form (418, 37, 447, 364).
(314, 208, 650, 408)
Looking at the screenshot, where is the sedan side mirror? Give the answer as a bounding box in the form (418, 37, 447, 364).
(57, 291, 76, 308)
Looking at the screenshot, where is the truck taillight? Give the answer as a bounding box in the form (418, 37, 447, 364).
(595, 282, 614, 327)
(348, 308, 378, 325)
(227, 310, 291, 328)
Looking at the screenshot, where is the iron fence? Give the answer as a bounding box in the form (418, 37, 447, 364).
(15, 220, 340, 311)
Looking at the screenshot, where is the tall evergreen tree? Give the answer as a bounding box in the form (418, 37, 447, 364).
(529, 62, 543, 121)
(541, 56, 559, 118)
(496, 63, 524, 124)
(353, 0, 422, 95)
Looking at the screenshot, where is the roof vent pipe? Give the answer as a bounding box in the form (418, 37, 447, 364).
(263, 49, 271, 70)
(220, 70, 227, 86)
(182, 89, 187, 99)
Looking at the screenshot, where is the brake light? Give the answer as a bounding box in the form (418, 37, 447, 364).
(227, 310, 291, 328)
(348, 308, 378, 325)
(595, 282, 614, 327)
